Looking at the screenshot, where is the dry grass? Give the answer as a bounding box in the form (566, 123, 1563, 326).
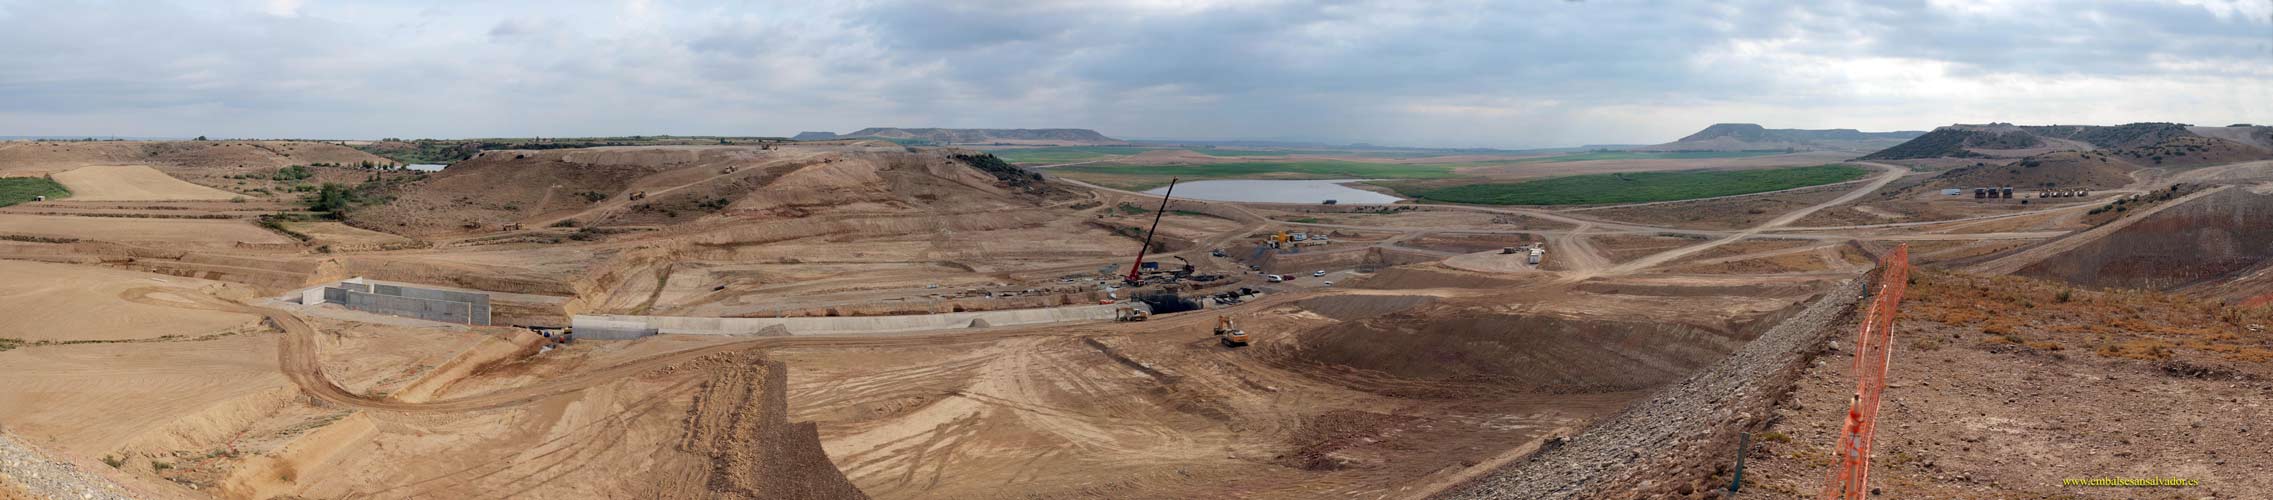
(1906, 269, 2273, 363)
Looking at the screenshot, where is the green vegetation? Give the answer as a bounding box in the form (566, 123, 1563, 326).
(986, 146, 1163, 164)
(1191, 148, 1290, 157)
(1509, 150, 1786, 163)
(1405, 164, 1870, 206)
(272, 165, 314, 181)
(1055, 160, 1459, 190)
(1116, 202, 1150, 215)
(0, 177, 70, 207)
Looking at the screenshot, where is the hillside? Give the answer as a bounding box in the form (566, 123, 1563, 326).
(794, 128, 1121, 146)
(0, 140, 392, 176)
(1921, 150, 2139, 191)
(1632, 123, 1921, 152)
(1861, 122, 2273, 163)
(349, 146, 1070, 237)
(1857, 124, 2053, 160)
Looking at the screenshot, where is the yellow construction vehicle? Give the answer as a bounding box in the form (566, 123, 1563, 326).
(1116, 306, 1150, 322)
(1214, 315, 1249, 347)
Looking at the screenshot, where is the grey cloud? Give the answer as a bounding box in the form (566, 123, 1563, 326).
(0, 0, 2263, 146)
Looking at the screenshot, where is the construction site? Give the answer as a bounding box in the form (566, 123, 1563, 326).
(1, 126, 2271, 500)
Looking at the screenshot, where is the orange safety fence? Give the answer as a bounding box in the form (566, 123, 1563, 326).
(1821, 244, 1910, 500)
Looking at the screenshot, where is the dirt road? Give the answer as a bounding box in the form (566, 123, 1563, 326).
(1590, 162, 1907, 277)
(1962, 184, 2231, 275)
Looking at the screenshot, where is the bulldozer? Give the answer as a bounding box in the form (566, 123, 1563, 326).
(1214, 315, 1249, 347)
(1115, 306, 1150, 322)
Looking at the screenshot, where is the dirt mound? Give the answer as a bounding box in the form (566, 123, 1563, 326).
(1295, 294, 1438, 321)
(140, 141, 392, 170)
(678, 352, 869, 499)
(1285, 304, 1744, 394)
(49, 165, 237, 201)
(2020, 187, 2273, 291)
(1920, 150, 2138, 191)
(1351, 265, 1531, 289)
(354, 146, 1070, 237)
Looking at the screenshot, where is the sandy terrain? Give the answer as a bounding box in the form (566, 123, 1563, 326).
(0, 214, 291, 244)
(50, 165, 238, 201)
(0, 260, 260, 341)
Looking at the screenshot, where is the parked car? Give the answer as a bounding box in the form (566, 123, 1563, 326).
(1313, 270, 1326, 277)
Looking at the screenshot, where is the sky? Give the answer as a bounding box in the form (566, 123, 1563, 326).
(0, 0, 2268, 148)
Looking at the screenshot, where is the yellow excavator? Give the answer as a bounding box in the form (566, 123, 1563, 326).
(1116, 306, 1150, 322)
(1214, 316, 1249, 347)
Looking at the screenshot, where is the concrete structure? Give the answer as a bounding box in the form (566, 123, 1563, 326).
(576, 303, 1125, 338)
(570, 316, 661, 340)
(307, 278, 493, 325)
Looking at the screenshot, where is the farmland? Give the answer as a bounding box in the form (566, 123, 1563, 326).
(1049, 160, 1460, 189)
(1509, 150, 1788, 163)
(0, 177, 70, 207)
(1403, 163, 1870, 205)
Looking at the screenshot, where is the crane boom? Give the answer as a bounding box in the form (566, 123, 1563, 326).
(1126, 178, 1178, 284)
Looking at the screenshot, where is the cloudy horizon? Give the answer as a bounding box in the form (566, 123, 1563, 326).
(1, 0, 2267, 148)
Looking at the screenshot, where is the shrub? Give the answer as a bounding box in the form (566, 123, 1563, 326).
(102, 455, 124, 468)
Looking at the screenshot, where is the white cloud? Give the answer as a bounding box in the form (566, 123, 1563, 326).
(0, 0, 2264, 147)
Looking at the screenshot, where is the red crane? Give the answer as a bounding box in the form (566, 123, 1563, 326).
(1125, 178, 1178, 285)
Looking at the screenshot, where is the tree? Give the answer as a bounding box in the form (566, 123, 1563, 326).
(193, 135, 209, 141)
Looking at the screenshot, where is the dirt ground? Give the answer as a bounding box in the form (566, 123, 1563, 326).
(0, 260, 261, 342)
(2, 141, 2259, 500)
(49, 165, 239, 201)
(1744, 271, 2273, 498)
(0, 214, 292, 245)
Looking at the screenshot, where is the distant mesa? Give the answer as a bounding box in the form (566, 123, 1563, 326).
(793, 128, 1122, 146)
(1633, 123, 1923, 153)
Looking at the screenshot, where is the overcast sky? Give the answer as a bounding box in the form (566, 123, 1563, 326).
(1, 0, 2268, 148)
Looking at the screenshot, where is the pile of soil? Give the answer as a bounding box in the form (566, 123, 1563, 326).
(1285, 304, 1743, 394)
(2020, 187, 2273, 291)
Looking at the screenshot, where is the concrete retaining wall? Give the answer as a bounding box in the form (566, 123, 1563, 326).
(373, 284, 492, 325)
(571, 317, 661, 340)
(312, 279, 493, 326)
(338, 290, 476, 324)
(577, 303, 1125, 337)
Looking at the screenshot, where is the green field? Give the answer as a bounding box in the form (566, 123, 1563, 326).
(1512, 150, 1788, 163)
(1404, 164, 1869, 206)
(1053, 160, 1460, 190)
(0, 177, 70, 207)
